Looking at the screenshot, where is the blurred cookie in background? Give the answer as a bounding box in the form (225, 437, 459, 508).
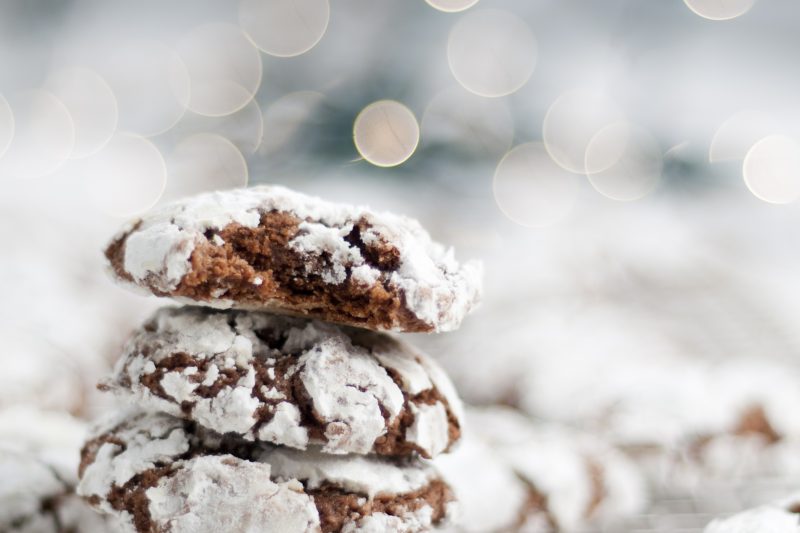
(0, 405, 114, 532)
(437, 406, 647, 532)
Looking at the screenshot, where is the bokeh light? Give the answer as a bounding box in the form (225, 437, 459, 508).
(81, 132, 166, 216)
(177, 23, 263, 117)
(425, 0, 480, 13)
(493, 142, 578, 228)
(585, 121, 663, 201)
(163, 133, 248, 203)
(421, 86, 514, 158)
(543, 89, 623, 174)
(683, 0, 756, 20)
(353, 100, 420, 167)
(0, 95, 13, 160)
(172, 97, 264, 156)
(239, 0, 330, 57)
(709, 110, 779, 162)
(45, 67, 117, 159)
(447, 9, 536, 98)
(260, 91, 325, 156)
(0, 90, 74, 180)
(742, 134, 800, 204)
(100, 41, 190, 137)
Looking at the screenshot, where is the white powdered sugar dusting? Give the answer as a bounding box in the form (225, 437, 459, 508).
(111, 185, 481, 332)
(462, 407, 647, 531)
(406, 402, 450, 458)
(261, 446, 435, 498)
(299, 338, 404, 454)
(78, 411, 449, 532)
(108, 307, 460, 456)
(146, 455, 320, 533)
(257, 402, 309, 449)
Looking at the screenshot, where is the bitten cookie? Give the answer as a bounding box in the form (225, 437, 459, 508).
(102, 306, 463, 458)
(104, 185, 482, 333)
(704, 493, 800, 533)
(77, 411, 456, 533)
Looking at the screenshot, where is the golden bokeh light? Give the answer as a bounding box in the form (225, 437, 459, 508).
(425, 0, 480, 13)
(260, 91, 324, 155)
(163, 133, 248, 203)
(239, 0, 330, 57)
(177, 23, 263, 117)
(543, 88, 623, 174)
(81, 133, 166, 217)
(101, 41, 190, 137)
(585, 122, 662, 201)
(0, 90, 75, 180)
(421, 86, 513, 158)
(353, 100, 419, 167)
(709, 110, 778, 162)
(447, 9, 536, 98)
(493, 142, 578, 228)
(683, 0, 756, 20)
(45, 67, 118, 159)
(0, 94, 13, 160)
(743, 134, 800, 204)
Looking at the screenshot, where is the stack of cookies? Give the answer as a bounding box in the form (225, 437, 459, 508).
(77, 185, 482, 533)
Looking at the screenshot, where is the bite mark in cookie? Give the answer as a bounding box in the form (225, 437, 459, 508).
(105, 186, 482, 333)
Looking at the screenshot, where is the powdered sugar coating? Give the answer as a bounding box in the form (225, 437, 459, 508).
(78, 411, 453, 533)
(704, 493, 800, 533)
(145, 455, 320, 533)
(105, 306, 462, 458)
(108, 185, 482, 332)
(260, 446, 437, 498)
(462, 407, 647, 531)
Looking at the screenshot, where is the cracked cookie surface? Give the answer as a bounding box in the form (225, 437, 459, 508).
(77, 411, 456, 533)
(104, 306, 463, 458)
(105, 185, 482, 333)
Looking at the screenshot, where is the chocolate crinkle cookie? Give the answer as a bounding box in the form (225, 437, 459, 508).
(77, 411, 456, 533)
(102, 306, 463, 458)
(104, 185, 482, 333)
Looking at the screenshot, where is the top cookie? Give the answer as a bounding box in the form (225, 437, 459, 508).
(105, 185, 482, 333)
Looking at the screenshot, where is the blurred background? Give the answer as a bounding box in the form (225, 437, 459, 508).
(2, 0, 800, 531)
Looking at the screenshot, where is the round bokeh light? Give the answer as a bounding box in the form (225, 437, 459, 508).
(425, 0, 480, 13)
(178, 23, 263, 117)
(82, 132, 166, 217)
(743, 134, 800, 204)
(239, 0, 330, 57)
(163, 133, 248, 203)
(0, 94, 14, 160)
(543, 89, 623, 174)
(353, 100, 420, 167)
(260, 91, 325, 155)
(101, 41, 190, 137)
(683, 0, 756, 21)
(493, 142, 579, 228)
(447, 9, 536, 98)
(45, 67, 118, 158)
(585, 121, 662, 201)
(0, 90, 75, 180)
